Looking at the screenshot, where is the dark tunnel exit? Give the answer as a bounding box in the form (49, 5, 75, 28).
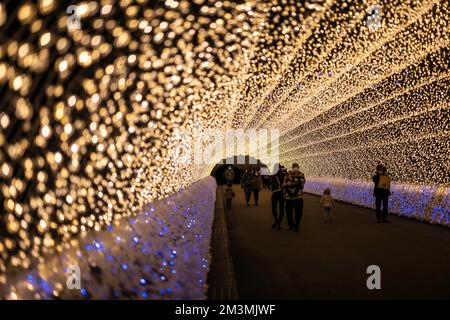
(210, 155, 270, 185)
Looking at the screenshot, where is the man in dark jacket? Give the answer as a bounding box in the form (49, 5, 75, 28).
(283, 163, 305, 232)
(270, 164, 286, 229)
(372, 164, 391, 223)
(240, 170, 254, 206)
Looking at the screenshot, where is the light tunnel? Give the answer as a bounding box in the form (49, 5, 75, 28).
(0, 0, 448, 300)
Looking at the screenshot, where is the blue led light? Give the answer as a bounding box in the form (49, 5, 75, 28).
(40, 279, 52, 294)
(13, 177, 217, 299)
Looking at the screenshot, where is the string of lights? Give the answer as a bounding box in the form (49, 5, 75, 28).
(0, 0, 448, 295)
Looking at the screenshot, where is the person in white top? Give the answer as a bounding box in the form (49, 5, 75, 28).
(320, 188, 335, 222)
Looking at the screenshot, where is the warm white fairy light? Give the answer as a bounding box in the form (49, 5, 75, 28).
(0, 0, 448, 285)
(0, 0, 256, 280)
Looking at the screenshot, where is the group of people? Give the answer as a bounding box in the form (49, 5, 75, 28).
(223, 163, 392, 230)
(224, 166, 263, 209)
(269, 163, 307, 231)
(240, 169, 263, 206)
(223, 163, 311, 232)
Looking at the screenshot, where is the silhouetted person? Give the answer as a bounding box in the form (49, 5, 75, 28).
(252, 170, 262, 206)
(372, 164, 391, 223)
(224, 183, 235, 209)
(260, 167, 270, 189)
(224, 166, 235, 184)
(240, 169, 254, 206)
(270, 164, 286, 229)
(283, 163, 305, 232)
(262, 174, 269, 189)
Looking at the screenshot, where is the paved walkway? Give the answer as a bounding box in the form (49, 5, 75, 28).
(207, 187, 238, 300)
(220, 185, 450, 299)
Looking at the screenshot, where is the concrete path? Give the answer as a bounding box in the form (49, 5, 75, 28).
(221, 185, 450, 299)
(207, 187, 239, 300)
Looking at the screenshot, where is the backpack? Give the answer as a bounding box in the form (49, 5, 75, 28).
(378, 175, 391, 189)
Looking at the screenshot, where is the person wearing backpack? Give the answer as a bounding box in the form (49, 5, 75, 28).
(372, 164, 391, 223)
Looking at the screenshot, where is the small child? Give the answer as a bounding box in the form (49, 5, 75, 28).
(320, 188, 335, 222)
(224, 183, 235, 209)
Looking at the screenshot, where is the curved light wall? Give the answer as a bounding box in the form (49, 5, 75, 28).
(0, 0, 448, 286)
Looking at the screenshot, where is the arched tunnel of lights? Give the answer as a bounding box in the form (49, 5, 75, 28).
(0, 0, 448, 299)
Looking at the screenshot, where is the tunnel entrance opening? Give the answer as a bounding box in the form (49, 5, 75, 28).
(210, 155, 270, 185)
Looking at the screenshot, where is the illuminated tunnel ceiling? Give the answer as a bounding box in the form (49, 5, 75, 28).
(0, 0, 448, 274)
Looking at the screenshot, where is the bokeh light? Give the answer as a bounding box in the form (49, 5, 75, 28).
(0, 0, 448, 290)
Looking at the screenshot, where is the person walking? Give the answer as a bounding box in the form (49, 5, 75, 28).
(320, 188, 335, 222)
(252, 170, 262, 206)
(224, 183, 235, 209)
(270, 164, 286, 229)
(224, 166, 235, 184)
(262, 174, 268, 189)
(240, 169, 254, 206)
(260, 167, 270, 189)
(283, 163, 305, 232)
(372, 164, 391, 223)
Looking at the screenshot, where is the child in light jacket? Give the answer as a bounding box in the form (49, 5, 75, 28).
(320, 188, 335, 222)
